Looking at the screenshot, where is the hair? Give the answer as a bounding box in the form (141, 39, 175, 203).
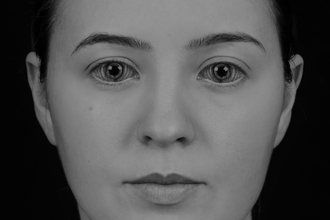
(29, 0, 298, 219)
(30, 0, 58, 85)
(269, 0, 297, 84)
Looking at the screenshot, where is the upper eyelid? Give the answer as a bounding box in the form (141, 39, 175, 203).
(200, 61, 246, 77)
(198, 56, 251, 71)
(85, 56, 139, 72)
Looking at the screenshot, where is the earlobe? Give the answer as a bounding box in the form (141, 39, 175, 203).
(26, 52, 57, 146)
(274, 54, 304, 147)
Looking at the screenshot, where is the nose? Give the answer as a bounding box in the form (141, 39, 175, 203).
(137, 80, 195, 148)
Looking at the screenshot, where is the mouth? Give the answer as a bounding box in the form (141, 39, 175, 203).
(124, 173, 204, 205)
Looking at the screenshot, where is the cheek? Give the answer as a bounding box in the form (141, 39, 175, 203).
(200, 78, 284, 209)
(47, 64, 127, 190)
(47, 72, 138, 217)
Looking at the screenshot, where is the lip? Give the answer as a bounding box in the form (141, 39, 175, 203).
(126, 173, 202, 185)
(124, 173, 204, 205)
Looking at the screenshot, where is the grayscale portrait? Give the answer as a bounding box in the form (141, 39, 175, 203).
(6, 0, 328, 219)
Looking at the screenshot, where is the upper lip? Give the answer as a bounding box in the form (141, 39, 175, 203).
(125, 173, 203, 185)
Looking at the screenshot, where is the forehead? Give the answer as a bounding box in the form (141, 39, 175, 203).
(54, 0, 277, 53)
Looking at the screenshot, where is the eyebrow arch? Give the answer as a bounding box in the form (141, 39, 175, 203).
(71, 32, 153, 55)
(185, 32, 266, 53)
(72, 31, 265, 55)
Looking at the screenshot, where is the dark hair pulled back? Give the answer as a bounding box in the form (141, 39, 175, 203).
(271, 0, 297, 83)
(30, 0, 297, 85)
(30, 0, 58, 84)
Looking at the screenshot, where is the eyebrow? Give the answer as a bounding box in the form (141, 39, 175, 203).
(71, 31, 266, 55)
(71, 32, 153, 55)
(185, 32, 266, 53)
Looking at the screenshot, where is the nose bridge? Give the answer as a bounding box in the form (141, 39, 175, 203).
(154, 59, 182, 112)
(138, 58, 195, 148)
(150, 52, 186, 118)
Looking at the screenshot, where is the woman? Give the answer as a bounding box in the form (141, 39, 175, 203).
(26, 0, 304, 219)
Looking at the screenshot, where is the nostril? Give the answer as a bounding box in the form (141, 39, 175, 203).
(177, 137, 187, 144)
(141, 135, 189, 147)
(141, 135, 152, 144)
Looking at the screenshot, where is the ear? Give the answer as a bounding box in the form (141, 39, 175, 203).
(26, 52, 56, 146)
(274, 54, 304, 147)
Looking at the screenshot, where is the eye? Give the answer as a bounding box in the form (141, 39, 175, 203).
(90, 59, 140, 86)
(197, 62, 245, 86)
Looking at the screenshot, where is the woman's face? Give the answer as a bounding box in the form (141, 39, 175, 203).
(37, 0, 290, 219)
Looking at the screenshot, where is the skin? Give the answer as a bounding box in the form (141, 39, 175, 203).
(26, 0, 303, 219)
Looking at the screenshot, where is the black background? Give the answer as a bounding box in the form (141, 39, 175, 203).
(5, 1, 329, 219)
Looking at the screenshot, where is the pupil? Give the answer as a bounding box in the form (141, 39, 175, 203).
(214, 64, 229, 79)
(107, 63, 122, 79)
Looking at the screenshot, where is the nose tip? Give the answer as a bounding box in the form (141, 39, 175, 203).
(138, 111, 195, 148)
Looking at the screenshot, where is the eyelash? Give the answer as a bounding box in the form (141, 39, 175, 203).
(197, 62, 246, 89)
(89, 58, 140, 87)
(89, 59, 246, 89)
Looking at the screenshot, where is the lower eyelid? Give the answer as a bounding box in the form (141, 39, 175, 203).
(198, 76, 245, 91)
(93, 75, 140, 88)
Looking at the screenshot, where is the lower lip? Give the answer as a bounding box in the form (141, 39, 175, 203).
(129, 183, 200, 205)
